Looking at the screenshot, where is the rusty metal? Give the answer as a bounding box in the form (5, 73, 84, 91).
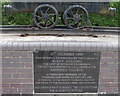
(0, 25, 119, 36)
(0, 25, 120, 30)
(33, 4, 59, 29)
(63, 5, 88, 29)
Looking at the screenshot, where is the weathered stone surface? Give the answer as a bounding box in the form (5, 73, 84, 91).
(1, 41, 118, 94)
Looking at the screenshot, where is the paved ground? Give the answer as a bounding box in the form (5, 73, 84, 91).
(0, 34, 118, 43)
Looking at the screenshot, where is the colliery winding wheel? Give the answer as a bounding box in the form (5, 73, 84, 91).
(63, 5, 88, 29)
(33, 4, 58, 29)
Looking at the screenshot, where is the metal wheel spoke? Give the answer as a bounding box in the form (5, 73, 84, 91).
(80, 14, 83, 16)
(80, 18, 84, 22)
(49, 13, 56, 16)
(78, 22, 84, 27)
(70, 21, 78, 27)
(35, 15, 42, 19)
(76, 8, 80, 14)
(81, 15, 86, 22)
(45, 22, 48, 27)
(33, 4, 58, 29)
(39, 8, 44, 16)
(69, 20, 77, 25)
(63, 5, 88, 29)
(67, 10, 74, 16)
(45, 7, 50, 13)
(39, 20, 45, 25)
(50, 20, 54, 24)
(67, 17, 74, 20)
(73, 21, 79, 27)
(38, 22, 42, 25)
(80, 13, 85, 17)
(70, 10, 74, 16)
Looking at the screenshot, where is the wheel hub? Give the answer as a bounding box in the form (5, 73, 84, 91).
(73, 14, 81, 21)
(44, 13, 50, 22)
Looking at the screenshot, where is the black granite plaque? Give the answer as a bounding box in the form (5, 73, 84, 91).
(34, 51, 101, 93)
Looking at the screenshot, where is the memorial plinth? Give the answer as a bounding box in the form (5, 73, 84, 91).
(0, 35, 119, 96)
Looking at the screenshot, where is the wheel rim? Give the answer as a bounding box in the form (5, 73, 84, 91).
(33, 4, 58, 29)
(63, 5, 88, 29)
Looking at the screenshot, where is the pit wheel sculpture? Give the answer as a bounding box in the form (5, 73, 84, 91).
(63, 5, 88, 29)
(33, 4, 58, 29)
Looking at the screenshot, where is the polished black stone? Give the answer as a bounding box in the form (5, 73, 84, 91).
(34, 51, 101, 93)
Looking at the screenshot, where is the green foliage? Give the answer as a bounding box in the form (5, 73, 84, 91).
(109, 1, 120, 26)
(2, 13, 33, 25)
(89, 1, 119, 27)
(1, 2, 33, 25)
(0, 2, 11, 8)
(89, 14, 118, 27)
(1, 2, 120, 27)
(110, 1, 120, 13)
